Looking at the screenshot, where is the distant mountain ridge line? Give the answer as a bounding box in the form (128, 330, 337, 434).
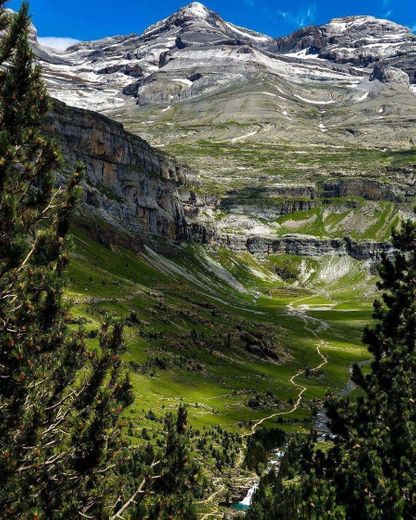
(31, 1, 415, 116)
(60, 4, 414, 50)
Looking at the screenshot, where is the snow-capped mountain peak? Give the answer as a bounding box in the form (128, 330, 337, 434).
(181, 2, 210, 18)
(142, 2, 270, 43)
(142, 2, 214, 37)
(33, 5, 416, 115)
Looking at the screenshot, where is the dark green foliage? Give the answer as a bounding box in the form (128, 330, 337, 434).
(250, 214, 416, 519)
(245, 427, 286, 473)
(133, 405, 203, 519)
(245, 440, 268, 473)
(323, 215, 416, 519)
(247, 437, 304, 520)
(0, 4, 133, 518)
(149, 405, 201, 519)
(249, 427, 286, 452)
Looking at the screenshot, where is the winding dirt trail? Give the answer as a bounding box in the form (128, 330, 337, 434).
(199, 297, 331, 518)
(247, 297, 329, 436)
(197, 481, 225, 506)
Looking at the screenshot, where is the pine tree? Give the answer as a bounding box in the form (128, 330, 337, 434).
(249, 213, 416, 519)
(0, 4, 133, 518)
(323, 214, 416, 518)
(137, 405, 202, 520)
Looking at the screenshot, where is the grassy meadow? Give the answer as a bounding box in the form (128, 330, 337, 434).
(67, 227, 374, 439)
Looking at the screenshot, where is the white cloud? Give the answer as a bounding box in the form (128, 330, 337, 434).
(278, 4, 317, 28)
(38, 37, 81, 51)
(382, 0, 393, 18)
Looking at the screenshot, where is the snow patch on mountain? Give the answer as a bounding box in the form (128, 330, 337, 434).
(38, 37, 81, 51)
(185, 2, 209, 17)
(355, 91, 369, 102)
(293, 93, 335, 104)
(30, 3, 416, 117)
(224, 21, 270, 43)
(284, 49, 323, 60)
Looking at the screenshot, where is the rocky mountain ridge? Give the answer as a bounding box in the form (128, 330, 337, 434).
(35, 3, 416, 117)
(270, 15, 416, 82)
(29, 4, 416, 261)
(44, 99, 397, 261)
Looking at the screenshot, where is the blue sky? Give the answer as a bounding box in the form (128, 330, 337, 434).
(7, 0, 415, 47)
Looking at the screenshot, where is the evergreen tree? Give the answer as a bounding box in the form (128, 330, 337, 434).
(249, 214, 416, 519)
(324, 214, 416, 519)
(0, 4, 133, 518)
(139, 405, 202, 520)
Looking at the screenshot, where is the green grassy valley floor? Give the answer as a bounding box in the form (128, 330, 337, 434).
(67, 227, 381, 516)
(68, 228, 373, 436)
(105, 72, 416, 518)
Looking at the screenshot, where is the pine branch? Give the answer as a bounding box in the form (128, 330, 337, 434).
(110, 460, 162, 519)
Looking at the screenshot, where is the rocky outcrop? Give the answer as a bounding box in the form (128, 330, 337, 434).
(387, 52, 416, 84)
(97, 63, 144, 77)
(220, 199, 316, 220)
(219, 185, 316, 219)
(267, 25, 326, 54)
(223, 178, 416, 205)
(244, 235, 391, 260)
(319, 177, 416, 202)
(270, 16, 416, 83)
(45, 100, 192, 244)
(370, 64, 410, 86)
(216, 232, 392, 260)
(219, 178, 415, 217)
(224, 186, 317, 199)
(179, 190, 219, 216)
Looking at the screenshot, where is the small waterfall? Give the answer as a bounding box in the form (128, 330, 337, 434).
(238, 482, 259, 509)
(232, 449, 285, 510)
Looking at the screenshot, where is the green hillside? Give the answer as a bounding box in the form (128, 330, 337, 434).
(68, 227, 373, 435)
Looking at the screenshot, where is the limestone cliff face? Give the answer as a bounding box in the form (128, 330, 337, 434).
(245, 235, 391, 261)
(45, 100, 190, 244)
(320, 178, 416, 202)
(44, 100, 393, 261)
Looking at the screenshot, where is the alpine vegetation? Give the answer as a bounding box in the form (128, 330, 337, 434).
(0, 4, 201, 519)
(1, 0, 415, 518)
(0, 3, 133, 516)
(248, 216, 416, 519)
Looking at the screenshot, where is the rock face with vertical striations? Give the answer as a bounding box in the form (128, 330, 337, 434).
(45, 100, 193, 245)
